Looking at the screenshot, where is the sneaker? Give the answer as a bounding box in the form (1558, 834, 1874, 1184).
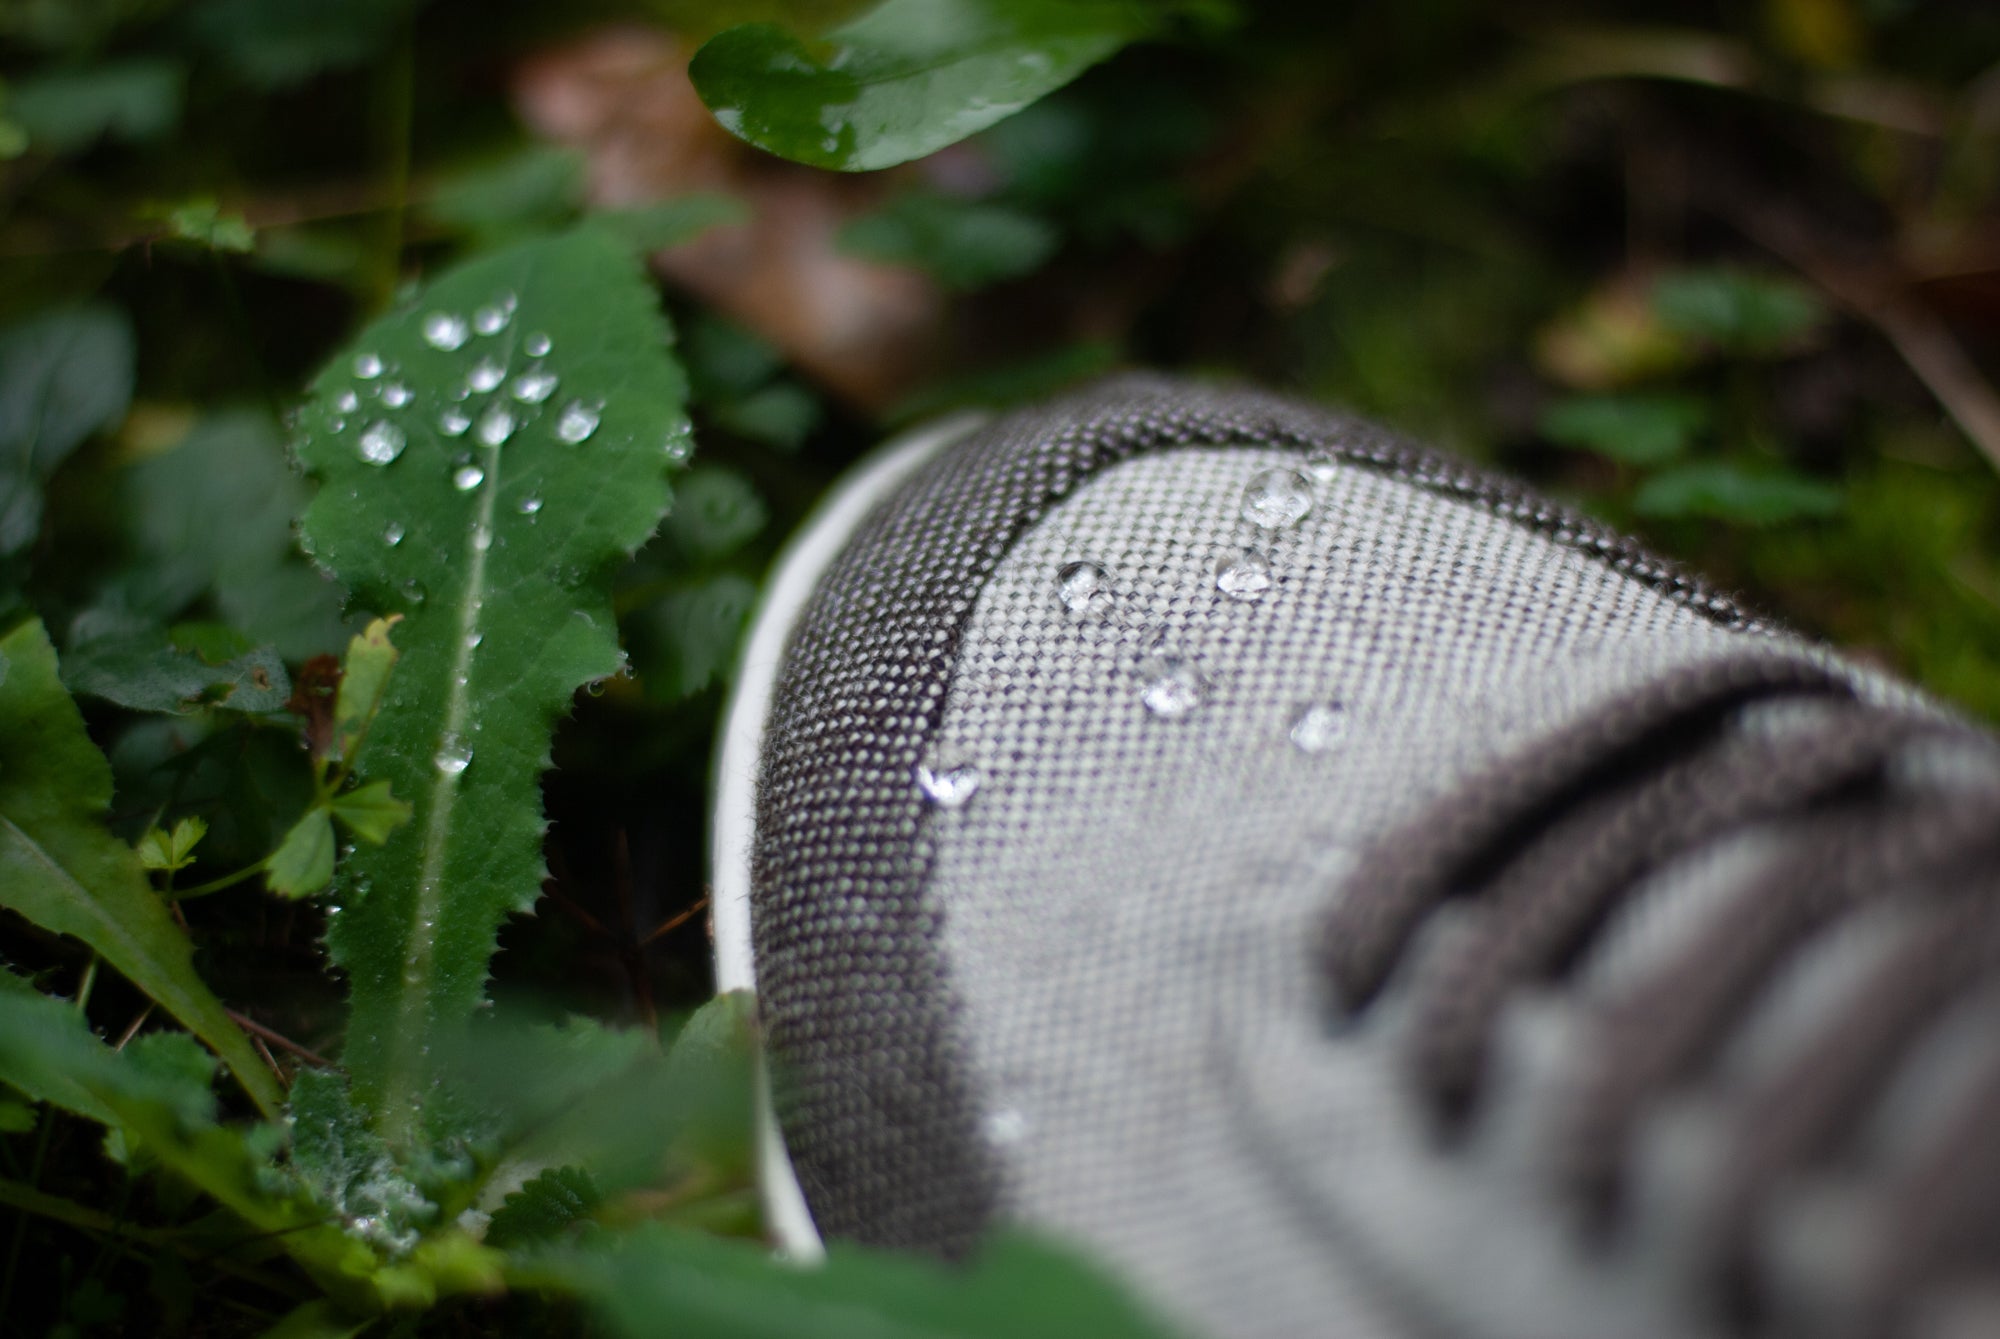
(710, 374, 2000, 1339)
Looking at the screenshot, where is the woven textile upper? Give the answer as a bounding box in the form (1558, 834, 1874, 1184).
(745, 375, 2000, 1338)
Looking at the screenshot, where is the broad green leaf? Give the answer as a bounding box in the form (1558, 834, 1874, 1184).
(689, 0, 1160, 171)
(122, 409, 346, 661)
(329, 780, 411, 844)
(0, 619, 280, 1115)
(1635, 461, 1843, 525)
(334, 616, 401, 762)
(425, 146, 586, 245)
(836, 192, 1058, 290)
(62, 634, 290, 715)
(259, 1300, 371, 1339)
(7, 58, 182, 153)
(292, 226, 688, 1133)
(525, 1224, 1187, 1339)
(484, 1165, 601, 1249)
(266, 809, 335, 897)
(0, 304, 134, 476)
(136, 814, 207, 872)
(1650, 267, 1827, 356)
(0, 967, 120, 1126)
(1540, 393, 1707, 467)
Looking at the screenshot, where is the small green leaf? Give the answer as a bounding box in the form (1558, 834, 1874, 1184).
(293, 226, 689, 1135)
(8, 59, 183, 153)
(592, 194, 750, 252)
(0, 305, 135, 476)
(147, 197, 257, 253)
(265, 808, 335, 897)
(333, 615, 401, 763)
(660, 468, 768, 562)
(485, 1165, 601, 1250)
(257, 1299, 371, 1339)
(1540, 393, 1708, 467)
(690, 0, 1160, 171)
(137, 814, 207, 872)
(426, 145, 585, 244)
(62, 635, 290, 715)
(836, 192, 1058, 290)
(0, 620, 280, 1115)
(527, 1223, 1187, 1339)
(1650, 267, 1827, 355)
(710, 382, 820, 451)
(329, 780, 411, 844)
(1634, 461, 1844, 525)
(190, 0, 412, 89)
(631, 575, 758, 702)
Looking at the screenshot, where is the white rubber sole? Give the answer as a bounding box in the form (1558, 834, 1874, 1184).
(710, 412, 988, 1259)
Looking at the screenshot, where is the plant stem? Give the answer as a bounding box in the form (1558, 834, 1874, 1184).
(172, 862, 272, 900)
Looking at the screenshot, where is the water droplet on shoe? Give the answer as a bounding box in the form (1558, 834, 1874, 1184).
(353, 352, 384, 379)
(382, 522, 405, 546)
(915, 751, 981, 808)
(554, 399, 601, 443)
(1139, 648, 1209, 718)
(357, 421, 406, 465)
(1289, 703, 1348, 753)
(467, 357, 505, 394)
(379, 381, 413, 408)
(1243, 467, 1313, 529)
(452, 464, 484, 491)
(1303, 449, 1340, 485)
(517, 494, 543, 516)
(423, 312, 469, 350)
(1214, 548, 1273, 600)
(982, 1108, 1029, 1145)
(433, 737, 472, 775)
(475, 407, 515, 446)
(1056, 560, 1115, 619)
(438, 408, 471, 437)
(524, 331, 552, 357)
(510, 365, 558, 403)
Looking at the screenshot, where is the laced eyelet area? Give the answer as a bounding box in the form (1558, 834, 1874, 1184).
(1317, 652, 2000, 1333)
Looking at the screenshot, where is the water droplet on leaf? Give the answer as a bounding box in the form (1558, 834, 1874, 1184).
(473, 293, 515, 335)
(467, 357, 505, 394)
(524, 331, 552, 356)
(554, 399, 601, 443)
(471, 523, 493, 552)
(335, 390, 360, 413)
(433, 737, 472, 775)
(379, 381, 413, 408)
(452, 465, 484, 491)
(517, 494, 543, 516)
(1243, 467, 1314, 529)
(476, 407, 515, 447)
(422, 312, 469, 350)
(357, 421, 406, 465)
(353, 352, 384, 379)
(383, 522, 405, 546)
(438, 408, 471, 437)
(510, 365, 559, 404)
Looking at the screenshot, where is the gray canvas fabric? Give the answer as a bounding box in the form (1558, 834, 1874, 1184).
(744, 376, 2000, 1338)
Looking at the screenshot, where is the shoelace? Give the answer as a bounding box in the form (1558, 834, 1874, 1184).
(1316, 652, 2000, 1334)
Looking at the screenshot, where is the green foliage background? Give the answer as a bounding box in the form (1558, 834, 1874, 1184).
(0, 0, 1997, 1334)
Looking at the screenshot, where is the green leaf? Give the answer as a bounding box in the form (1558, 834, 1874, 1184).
(329, 780, 411, 844)
(0, 1098, 33, 1132)
(149, 197, 256, 253)
(137, 814, 207, 872)
(333, 616, 401, 763)
(61, 635, 290, 715)
(292, 226, 689, 1134)
(660, 467, 767, 562)
(484, 1165, 601, 1250)
(711, 381, 820, 451)
(630, 574, 758, 702)
(1650, 267, 1827, 356)
(190, 0, 413, 90)
(0, 619, 281, 1115)
(593, 195, 751, 253)
(527, 1224, 1187, 1339)
(7, 59, 183, 154)
(257, 1299, 371, 1339)
(1634, 461, 1844, 525)
(122, 409, 345, 661)
(426, 145, 585, 245)
(836, 193, 1058, 290)
(265, 808, 335, 898)
(690, 0, 1159, 171)
(0, 967, 120, 1126)
(1540, 393, 1708, 467)
(0, 304, 134, 476)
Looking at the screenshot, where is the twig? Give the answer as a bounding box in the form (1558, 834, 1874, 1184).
(223, 1010, 333, 1070)
(640, 896, 711, 949)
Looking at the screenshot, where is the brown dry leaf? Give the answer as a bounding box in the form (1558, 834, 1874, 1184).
(512, 25, 946, 412)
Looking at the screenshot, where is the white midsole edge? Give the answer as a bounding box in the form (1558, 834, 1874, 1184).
(710, 412, 989, 1260)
